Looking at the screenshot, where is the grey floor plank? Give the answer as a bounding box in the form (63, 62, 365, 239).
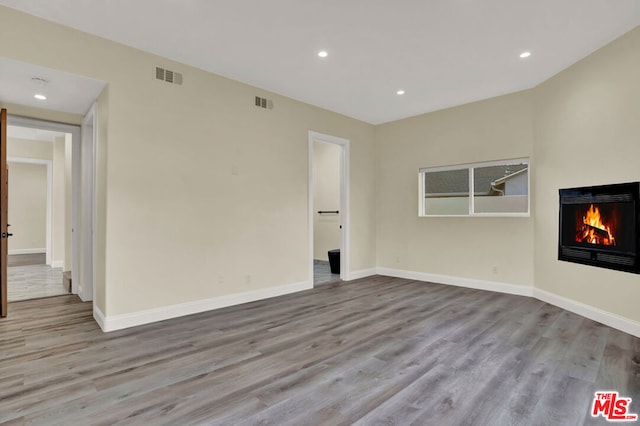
(7, 264, 66, 302)
(529, 374, 595, 426)
(7, 253, 45, 267)
(1, 276, 640, 425)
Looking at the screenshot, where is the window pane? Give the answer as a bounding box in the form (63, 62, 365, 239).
(424, 169, 469, 215)
(473, 162, 528, 213)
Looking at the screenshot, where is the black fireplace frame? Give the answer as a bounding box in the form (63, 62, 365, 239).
(558, 182, 640, 274)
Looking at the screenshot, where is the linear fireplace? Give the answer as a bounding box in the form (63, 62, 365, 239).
(558, 182, 640, 274)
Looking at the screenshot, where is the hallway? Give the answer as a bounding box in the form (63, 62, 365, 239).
(7, 254, 66, 301)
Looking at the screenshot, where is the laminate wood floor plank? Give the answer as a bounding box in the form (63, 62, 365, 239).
(557, 320, 610, 383)
(506, 302, 565, 350)
(22, 282, 436, 422)
(7, 254, 45, 267)
(361, 341, 522, 424)
(86, 290, 460, 422)
(529, 374, 595, 426)
(77, 333, 345, 424)
(1, 277, 640, 425)
(592, 340, 640, 400)
(7, 263, 66, 301)
(174, 336, 453, 425)
(492, 337, 569, 422)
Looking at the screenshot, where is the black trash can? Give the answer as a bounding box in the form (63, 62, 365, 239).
(328, 249, 340, 274)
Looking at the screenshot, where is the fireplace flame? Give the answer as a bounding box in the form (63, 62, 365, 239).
(575, 204, 615, 246)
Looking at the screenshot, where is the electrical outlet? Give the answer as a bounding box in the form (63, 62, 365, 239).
(218, 275, 224, 284)
(245, 275, 251, 285)
(395, 256, 400, 264)
(492, 266, 498, 274)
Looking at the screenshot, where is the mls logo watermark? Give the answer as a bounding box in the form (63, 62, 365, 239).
(591, 391, 638, 422)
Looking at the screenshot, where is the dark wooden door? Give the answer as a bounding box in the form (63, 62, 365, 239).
(1, 108, 7, 317)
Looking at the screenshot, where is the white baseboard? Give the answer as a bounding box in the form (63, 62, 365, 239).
(377, 267, 640, 338)
(93, 304, 107, 331)
(377, 267, 534, 297)
(96, 280, 312, 332)
(9, 248, 45, 255)
(50, 260, 64, 268)
(533, 288, 640, 338)
(345, 268, 377, 281)
(93, 266, 640, 339)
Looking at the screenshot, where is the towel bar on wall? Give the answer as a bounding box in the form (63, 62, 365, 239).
(318, 210, 339, 214)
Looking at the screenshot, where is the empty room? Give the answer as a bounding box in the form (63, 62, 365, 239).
(1, 1, 639, 424)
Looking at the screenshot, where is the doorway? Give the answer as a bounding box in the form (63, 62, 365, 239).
(6, 150, 64, 301)
(308, 131, 349, 287)
(5, 114, 94, 303)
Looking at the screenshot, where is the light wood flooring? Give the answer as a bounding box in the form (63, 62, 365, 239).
(7, 253, 46, 267)
(7, 264, 66, 302)
(1, 276, 639, 425)
(314, 259, 341, 287)
(6, 253, 67, 302)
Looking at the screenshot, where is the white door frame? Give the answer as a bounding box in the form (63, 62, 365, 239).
(6, 114, 89, 300)
(79, 104, 97, 301)
(6, 157, 52, 264)
(308, 131, 350, 283)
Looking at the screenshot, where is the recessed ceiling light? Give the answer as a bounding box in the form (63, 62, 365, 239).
(34, 94, 47, 100)
(519, 51, 531, 59)
(318, 50, 328, 58)
(396, 90, 405, 95)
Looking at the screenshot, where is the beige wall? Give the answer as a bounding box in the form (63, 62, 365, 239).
(6, 136, 66, 266)
(0, 6, 376, 317)
(0, 102, 82, 126)
(8, 162, 47, 252)
(6, 137, 52, 255)
(375, 24, 640, 327)
(533, 26, 640, 323)
(375, 92, 535, 288)
(313, 141, 341, 261)
(3, 4, 637, 330)
(7, 137, 53, 160)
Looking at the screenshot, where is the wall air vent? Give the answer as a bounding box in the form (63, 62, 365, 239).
(155, 66, 183, 85)
(255, 96, 273, 109)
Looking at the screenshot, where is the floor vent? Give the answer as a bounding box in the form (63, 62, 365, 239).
(255, 96, 273, 109)
(155, 66, 183, 85)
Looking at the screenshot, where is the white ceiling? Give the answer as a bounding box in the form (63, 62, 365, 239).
(1, 0, 639, 124)
(0, 57, 106, 115)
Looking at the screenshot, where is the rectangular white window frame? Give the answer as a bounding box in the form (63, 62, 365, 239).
(419, 157, 530, 217)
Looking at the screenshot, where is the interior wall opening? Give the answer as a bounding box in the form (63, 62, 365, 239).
(312, 140, 342, 286)
(308, 131, 350, 287)
(6, 125, 70, 301)
(5, 115, 92, 304)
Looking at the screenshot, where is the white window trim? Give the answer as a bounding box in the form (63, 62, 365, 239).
(419, 157, 530, 217)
